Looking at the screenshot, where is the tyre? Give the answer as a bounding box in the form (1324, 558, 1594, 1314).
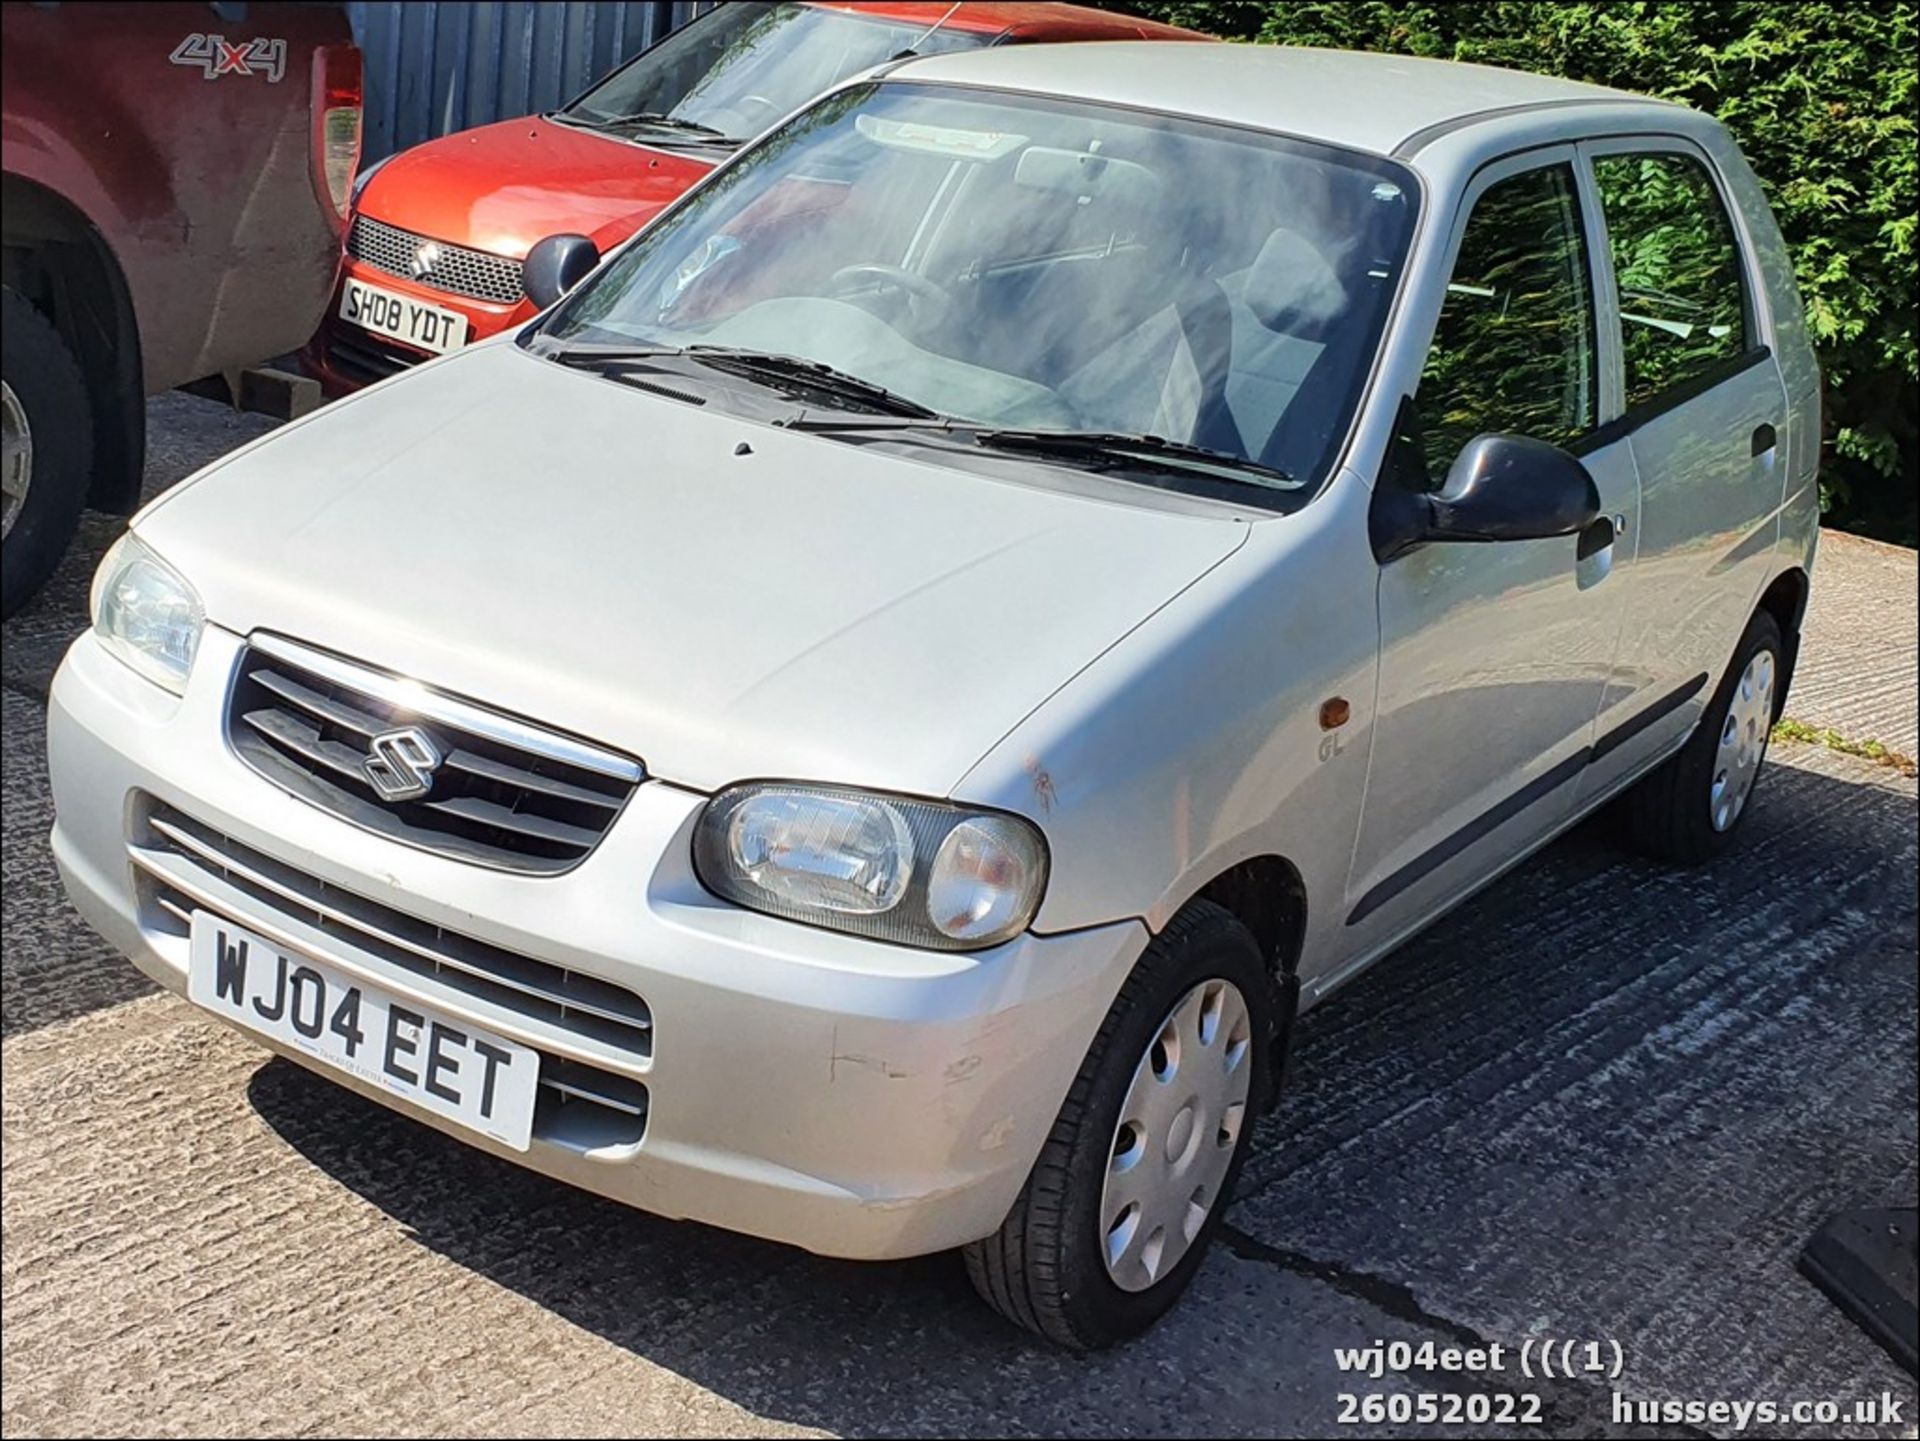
(1623, 609, 1783, 866)
(2, 287, 94, 618)
(964, 899, 1274, 1349)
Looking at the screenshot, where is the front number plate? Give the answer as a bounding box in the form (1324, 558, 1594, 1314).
(339, 277, 469, 355)
(187, 912, 538, 1150)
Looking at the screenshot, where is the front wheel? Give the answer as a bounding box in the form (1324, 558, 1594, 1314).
(964, 900, 1273, 1349)
(1623, 609, 1783, 865)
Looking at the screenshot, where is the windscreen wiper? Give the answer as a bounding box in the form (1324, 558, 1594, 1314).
(777, 412, 965, 434)
(620, 111, 734, 139)
(683, 347, 944, 419)
(532, 338, 941, 420)
(525, 341, 716, 403)
(774, 416, 1299, 496)
(551, 110, 740, 146)
(530, 338, 684, 366)
(972, 429, 1298, 488)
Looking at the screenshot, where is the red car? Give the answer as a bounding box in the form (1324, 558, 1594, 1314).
(305, 0, 1205, 393)
(2, 1, 360, 613)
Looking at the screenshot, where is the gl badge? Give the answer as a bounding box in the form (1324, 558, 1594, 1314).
(363, 725, 442, 802)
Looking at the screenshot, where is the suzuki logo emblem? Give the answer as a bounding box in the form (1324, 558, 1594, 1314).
(363, 726, 442, 802)
(409, 242, 443, 281)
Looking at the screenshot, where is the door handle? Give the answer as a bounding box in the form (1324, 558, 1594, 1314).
(1751, 422, 1778, 457)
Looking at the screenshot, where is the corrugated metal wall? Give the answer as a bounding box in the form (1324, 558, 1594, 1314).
(346, 2, 714, 161)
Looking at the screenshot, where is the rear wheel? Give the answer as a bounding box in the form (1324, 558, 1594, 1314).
(1623, 610, 1783, 865)
(964, 900, 1273, 1349)
(1, 288, 93, 617)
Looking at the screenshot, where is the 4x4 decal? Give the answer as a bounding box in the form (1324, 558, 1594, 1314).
(169, 34, 286, 83)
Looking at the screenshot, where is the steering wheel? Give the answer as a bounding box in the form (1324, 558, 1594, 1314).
(828, 263, 953, 327)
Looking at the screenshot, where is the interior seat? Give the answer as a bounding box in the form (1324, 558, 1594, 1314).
(1219, 226, 1351, 464)
(1060, 223, 1356, 471)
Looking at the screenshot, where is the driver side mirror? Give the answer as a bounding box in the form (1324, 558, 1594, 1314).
(523, 233, 601, 310)
(1371, 432, 1601, 563)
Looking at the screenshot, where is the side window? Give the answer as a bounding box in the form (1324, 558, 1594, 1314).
(1591, 151, 1751, 409)
(1414, 162, 1598, 485)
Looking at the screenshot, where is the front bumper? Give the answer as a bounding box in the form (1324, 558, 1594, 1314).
(303, 260, 530, 396)
(48, 625, 1146, 1260)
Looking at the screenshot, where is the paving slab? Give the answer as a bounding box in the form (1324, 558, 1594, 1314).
(1793, 531, 1919, 758)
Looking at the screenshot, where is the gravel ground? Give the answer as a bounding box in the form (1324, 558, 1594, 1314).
(2, 394, 1915, 1438)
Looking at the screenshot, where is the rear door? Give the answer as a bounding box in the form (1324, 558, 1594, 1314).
(1573, 139, 1792, 798)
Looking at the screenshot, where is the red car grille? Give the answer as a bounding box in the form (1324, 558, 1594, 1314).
(348, 213, 524, 305)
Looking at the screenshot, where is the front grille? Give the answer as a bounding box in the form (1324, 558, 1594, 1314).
(133, 803, 650, 1144)
(228, 635, 643, 874)
(348, 213, 524, 304)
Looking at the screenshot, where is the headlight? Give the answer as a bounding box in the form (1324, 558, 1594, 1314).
(694, 783, 1048, 951)
(90, 533, 205, 695)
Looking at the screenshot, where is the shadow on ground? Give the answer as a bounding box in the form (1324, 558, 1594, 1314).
(248, 752, 1919, 1436)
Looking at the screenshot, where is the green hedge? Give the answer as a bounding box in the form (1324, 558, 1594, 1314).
(1118, 2, 1918, 544)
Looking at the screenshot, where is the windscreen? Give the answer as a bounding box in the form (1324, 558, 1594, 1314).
(565, 3, 989, 144)
(545, 82, 1420, 493)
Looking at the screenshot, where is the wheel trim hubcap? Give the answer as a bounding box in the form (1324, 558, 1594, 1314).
(1099, 977, 1253, 1292)
(0, 380, 31, 541)
(1711, 648, 1775, 831)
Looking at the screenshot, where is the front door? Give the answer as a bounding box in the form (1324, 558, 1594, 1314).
(1345, 148, 1636, 946)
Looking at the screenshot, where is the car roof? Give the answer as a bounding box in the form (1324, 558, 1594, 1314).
(885, 41, 1679, 157)
(816, 2, 1203, 40)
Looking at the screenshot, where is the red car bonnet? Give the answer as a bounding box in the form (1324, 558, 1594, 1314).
(360, 114, 716, 260)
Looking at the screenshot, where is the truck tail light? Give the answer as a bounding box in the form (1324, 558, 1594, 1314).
(312, 43, 363, 225)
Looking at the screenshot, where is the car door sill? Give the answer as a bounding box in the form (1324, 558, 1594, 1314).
(1312, 710, 1701, 1005)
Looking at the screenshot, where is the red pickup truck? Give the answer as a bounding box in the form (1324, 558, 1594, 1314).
(1, 0, 361, 614)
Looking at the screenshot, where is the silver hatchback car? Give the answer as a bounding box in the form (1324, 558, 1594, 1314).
(49, 43, 1819, 1347)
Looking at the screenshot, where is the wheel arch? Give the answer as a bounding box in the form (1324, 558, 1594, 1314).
(1, 173, 144, 513)
(1755, 566, 1810, 720)
(1181, 853, 1308, 1108)
(1188, 853, 1308, 981)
